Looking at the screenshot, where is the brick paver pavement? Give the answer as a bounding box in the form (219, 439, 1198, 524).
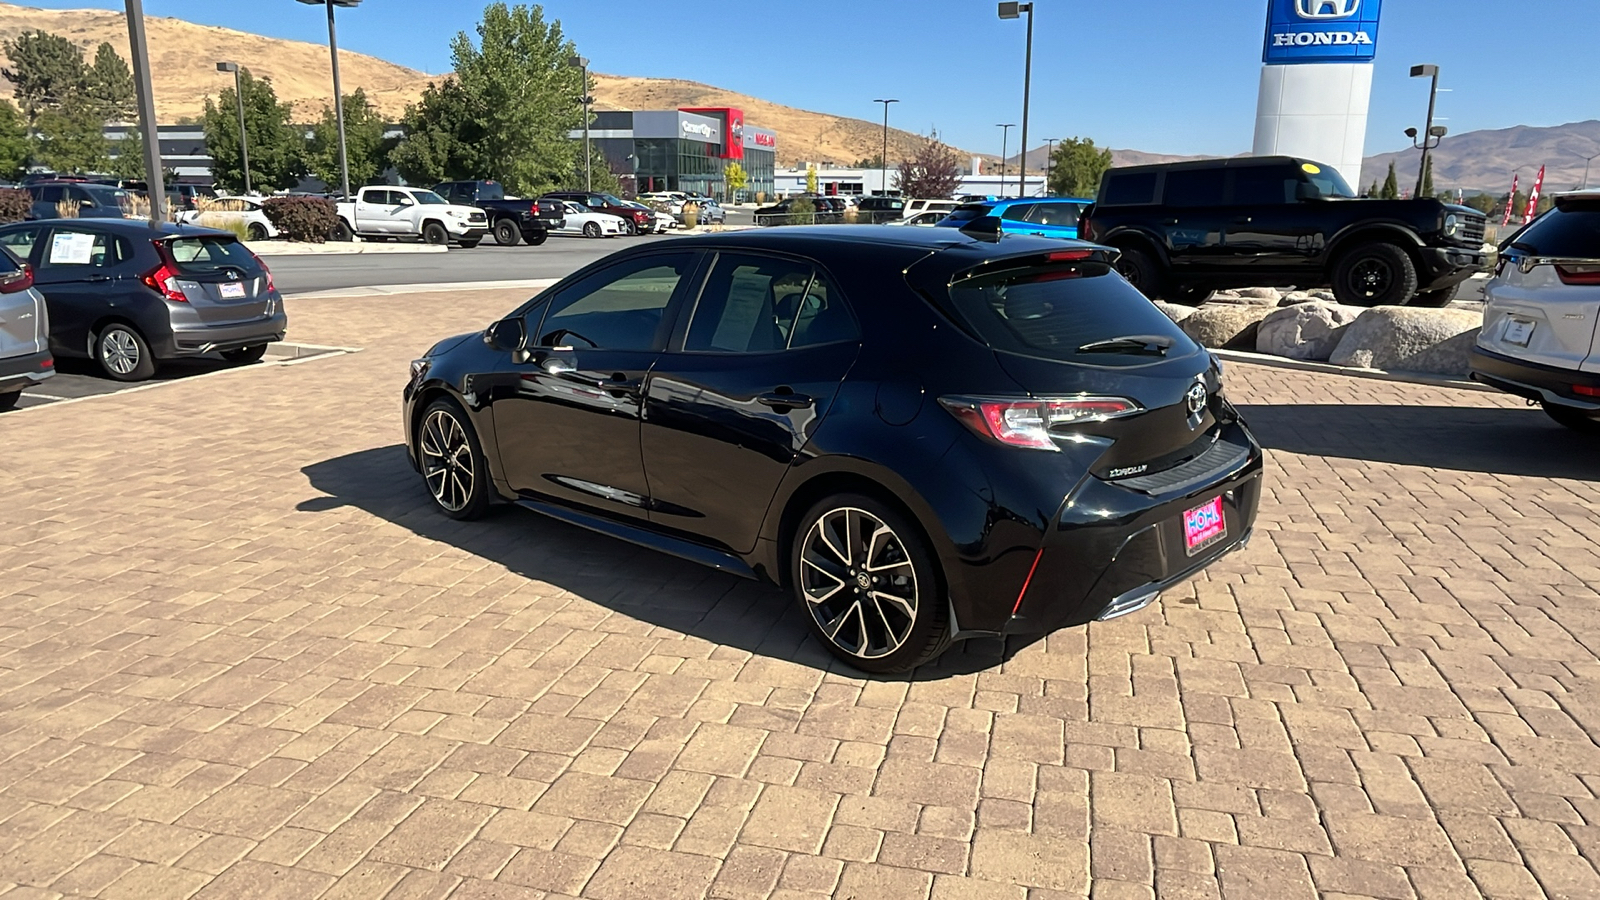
(2, 288, 1598, 899)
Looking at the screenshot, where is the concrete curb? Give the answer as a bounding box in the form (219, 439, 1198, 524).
(249, 241, 449, 256)
(1212, 348, 1495, 393)
(286, 278, 560, 300)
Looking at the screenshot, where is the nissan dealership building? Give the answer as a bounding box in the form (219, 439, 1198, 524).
(574, 108, 777, 200)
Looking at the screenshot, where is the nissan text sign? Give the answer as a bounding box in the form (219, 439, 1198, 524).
(1262, 0, 1381, 64)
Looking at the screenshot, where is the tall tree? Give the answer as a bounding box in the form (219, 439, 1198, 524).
(390, 77, 481, 186)
(0, 101, 28, 179)
(724, 161, 748, 199)
(2, 30, 85, 121)
(805, 164, 818, 195)
(32, 99, 108, 174)
(306, 88, 392, 189)
(1046, 136, 1113, 198)
(85, 43, 134, 123)
(110, 127, 145, 180)
(202, 68, 301, 192)
(1419, 156, 1434, 199)
(1380, 161, 1399, 199)
(894, 132, 961, 200)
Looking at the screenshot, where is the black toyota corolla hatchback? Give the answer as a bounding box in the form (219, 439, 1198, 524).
(404, 225, 1263, 672)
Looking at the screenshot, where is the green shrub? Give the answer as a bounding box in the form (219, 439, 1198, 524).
(196, 212, 251, 242)
(0, 188, 30, 223)
(261, 195, 337, 243)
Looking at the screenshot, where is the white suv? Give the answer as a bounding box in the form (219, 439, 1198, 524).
(1470, 191, 1600, 433)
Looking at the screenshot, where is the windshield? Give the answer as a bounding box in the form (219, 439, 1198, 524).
(944, 262, 1198, 366)
(412, 191, 448, 205)
(1302, 164, 1355, 199)
(600, 194, 625, 206)
(82, 185, 130, 206)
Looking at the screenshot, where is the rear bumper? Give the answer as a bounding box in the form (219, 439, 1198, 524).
(0, 348, 53, 391)
(1469, 346, 1600, 411)
(156, 311, 288, 358)
(995, 422, 1265, 637)
(1418, 245, 1491, 289)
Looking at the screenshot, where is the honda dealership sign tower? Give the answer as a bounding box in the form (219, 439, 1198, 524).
(1253, 0, 1383, 188)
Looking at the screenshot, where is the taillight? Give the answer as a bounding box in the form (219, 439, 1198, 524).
(1048, 250, 1094, 262)
(0, 264, 32, 294)
(1574, 385, 1600, 397)
(1555, 264, 1600, 285)
(251, 251, 275, 293)
(939, 396, 1142, 450)
(142, 262, 186, 302)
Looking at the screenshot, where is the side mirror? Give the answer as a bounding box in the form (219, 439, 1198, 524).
(398, 197, 415, 207)
(483, 317, 525, 352)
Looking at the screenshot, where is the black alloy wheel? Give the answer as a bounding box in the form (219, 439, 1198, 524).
(1542, 402, 1600, 435)
(247, 222, 268, 242)
(623, 219, 638, 236)
(331, 219, 355, 242)
(792, 494, 949, 673)
(417, 398, 493, 519)
(582, 222, 601, 238)
(1333, 243, 1418, 307)
(1113, 246, 1162, 300)
(422, 222, 450, 245)
(221, 344, 267, 364)
(96, 323, 156, 381)
(493, 219, 521, 246)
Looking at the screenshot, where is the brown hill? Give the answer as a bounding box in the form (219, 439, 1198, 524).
(1361, 120, 1600, 194)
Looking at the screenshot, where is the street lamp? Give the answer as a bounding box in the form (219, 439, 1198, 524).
(1409, 64, 1441, 198)
(1043, 138, 1057, 196)
(1577, 150, 1600, 190)
(568, 56, 591, 192)
(296, 0, 360, 200)
(216, 62, 249, 194)
(996, 123, 1014, 196)
(123, 0, 164, 225)
(998, 2, 1034, 199)
(873, 99, 898, 198)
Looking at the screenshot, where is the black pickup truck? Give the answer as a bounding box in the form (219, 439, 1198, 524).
(432, 180, 565, 247)
(1079, 156, 1490, 307)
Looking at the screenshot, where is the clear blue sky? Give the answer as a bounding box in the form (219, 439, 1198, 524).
(23, 0, 1600, 158)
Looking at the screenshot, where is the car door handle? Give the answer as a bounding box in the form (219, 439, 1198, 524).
(757, 391, 814, 410)
(1233, 217, 1253, 224)
(85, 274, 112, 282)
(1161, 218, 1179, 226)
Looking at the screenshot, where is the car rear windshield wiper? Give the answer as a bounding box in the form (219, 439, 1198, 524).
(1076, 335, 1173, 355)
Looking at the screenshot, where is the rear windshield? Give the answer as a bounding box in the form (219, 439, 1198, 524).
(943, 262, 1198, 366)
(165, 236, 261, 275)
(944, 203, 993, 223)
(1511, 204, 1600, 258)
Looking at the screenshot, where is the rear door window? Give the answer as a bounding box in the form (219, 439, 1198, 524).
(1000, 204, 1035, 222)
(1163, 169, 1227, 207)
(1230, 166, 1299, 205)
(41, 228, 132, 269)
(686, 254, 812, 353)
(1026, 203, 1080, 226)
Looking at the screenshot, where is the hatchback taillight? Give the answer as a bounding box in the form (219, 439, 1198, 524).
(939, 396, 1142, 451)
(142, 262, 186, 302)
(0, 264, 32, 294)
(250, 251, 275, 293)
(1555, 264, 1600, 285)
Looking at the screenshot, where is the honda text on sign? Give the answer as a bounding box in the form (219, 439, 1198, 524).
(1263, 0, 1382, 64)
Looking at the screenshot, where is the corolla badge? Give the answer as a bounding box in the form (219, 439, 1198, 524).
(1185, 382, 1207, 416)
(1296, 0, 1359, 18)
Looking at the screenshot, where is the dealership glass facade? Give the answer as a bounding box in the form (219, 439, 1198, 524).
(587, 110, 776, 201)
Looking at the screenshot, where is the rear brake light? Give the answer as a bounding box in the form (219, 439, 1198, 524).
(0, 264, 32, 293)
(41, 356, 52, 368)
(1048, 250, 1094, 262)
(1574, 385, 1600, 397)
(251, 251, 275, 294)
(1555, 264, 1600, 285)
(939, 396, 1141, 450)
(143, 244, 187, 302)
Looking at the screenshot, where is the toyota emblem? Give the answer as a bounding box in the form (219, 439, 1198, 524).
(1185, 382, 1207, 416)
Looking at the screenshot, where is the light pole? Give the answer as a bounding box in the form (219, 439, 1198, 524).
(296, 0, 360, 199)
(873, 98, 898, 198)
(1409, 64, 1442, 198)
(1578, 151, 1600, 190)
(216, 62, 249, 194)
(568, 56, 591, 192)
(123, 0, 164, 225)
(998, 3, 1034, 199)
(1043, 138, 1057, 196)
(996, 123, 1014, 197)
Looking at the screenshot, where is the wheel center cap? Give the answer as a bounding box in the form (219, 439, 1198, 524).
(856, 573, 871, 589)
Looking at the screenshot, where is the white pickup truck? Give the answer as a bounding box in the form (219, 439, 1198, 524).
(332, 186, 489, 247)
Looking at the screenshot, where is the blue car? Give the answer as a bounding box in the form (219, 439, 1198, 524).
(937, 196, 1092, 240)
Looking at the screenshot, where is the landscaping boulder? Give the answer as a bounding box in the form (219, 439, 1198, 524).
(1328, 306, 1482, 374)
(1152, 300, 1196, 323)
(1180, 304, 1273, 350)
(1254, 302, 1365, 361)
(1278, 290, 1320, 306)
(1206, 288, 1280, 307)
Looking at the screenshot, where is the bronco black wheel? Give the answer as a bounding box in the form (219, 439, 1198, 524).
(1333, 243, 1418, 307)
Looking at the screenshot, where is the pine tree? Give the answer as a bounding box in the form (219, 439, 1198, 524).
(1380, 161, 1399, 199)
(1420, 157, 1434, 199)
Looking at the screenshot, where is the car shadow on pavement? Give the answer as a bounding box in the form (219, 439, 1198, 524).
(1239, 403, 1599, 481)
(299, 445, 1023, 679)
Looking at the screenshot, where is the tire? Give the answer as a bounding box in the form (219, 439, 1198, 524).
(0, 390, 19, 412)
(96, 323, 156, 382)
(246, 222, 268, 242)
(623, 219, 638, 236)
(417, 397, 495, 520)
(582, 221, 601, 238)
(524, 230, 549, 246)
(493, 219, 521, 246)
(790, 493, 951, 673)
(221, 344, 267, 364)
(331, 219, 355, 242)
(458, 239, 481, 249)
(1409, 286, 1457, 307)
(1542, 402, 1600, 435)
(422, 222, 449, 246)
(1113, 246, 1162, 300)
(1332, 243, 1419, 307)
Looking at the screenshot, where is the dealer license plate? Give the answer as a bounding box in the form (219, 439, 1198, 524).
(1182, 496, 1227, 556)
(218, 281, 247, 299)
(1503, 318, 1535, 346)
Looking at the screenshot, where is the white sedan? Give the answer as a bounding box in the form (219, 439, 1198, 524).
(552, 201, 627, 238)
(625, 200, 677, 233)
(175, 196, 276, 241)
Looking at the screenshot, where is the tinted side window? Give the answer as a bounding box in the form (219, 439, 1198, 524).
(787, 270, 857, 348)
(0, 227, 40, 261)
(1103, 172, 1157, 206)
(1000, 204, 1034, 222)
(1163, 169, 1227, 208)
(38, 185, 65, 203)
(686, 254, 812, 353)
(1231, 166, 1298, 205)
(535, 253, 694, 351)
(1026, 203, 1080, 226)
(42, 229, 131, 269)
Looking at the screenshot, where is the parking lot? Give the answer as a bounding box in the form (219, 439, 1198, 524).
(1, 283, 1596, 899)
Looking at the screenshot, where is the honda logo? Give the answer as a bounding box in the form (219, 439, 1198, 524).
(1295, 0, 1359, 19)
